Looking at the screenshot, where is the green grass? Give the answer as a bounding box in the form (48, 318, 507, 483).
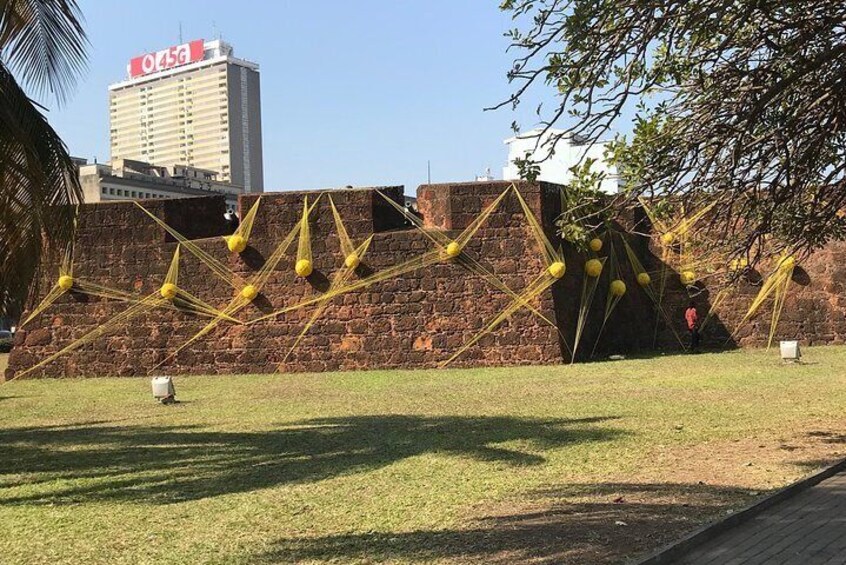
(1, 347, 845, 564)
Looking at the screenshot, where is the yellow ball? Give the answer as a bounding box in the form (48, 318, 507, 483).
(779, 256, 795, 272)
(58, 275, 73, 291)
(680, 270, 696, 285)
(240, 284, 258, 301)
(160, 283, 178, 300)
(585, 259, 603, 278)
(547, 261, 566, 279)
(445, 241, 461, 258)
(637, 272, 651, 286)
(227, 234, 247, 253)
(589, 238, 603, 252)
(295, 258, 313, 277)
(661, 232, 675, 245)
(344, 253, 360, 269)
(610, 279, 626, 297)
(729, 258, 748, 271)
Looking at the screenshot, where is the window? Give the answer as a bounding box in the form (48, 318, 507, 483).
(101, 187, 107, 194)
(131, 191, 137, 198)
(109, 188, 114, 195)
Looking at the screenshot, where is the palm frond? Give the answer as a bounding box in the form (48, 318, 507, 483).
(0, 0, 87, 104)
(0, 61, 81, 316)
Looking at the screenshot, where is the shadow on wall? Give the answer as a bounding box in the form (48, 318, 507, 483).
(548, 228, 738, 362)
(534, 188, 739, 361)
(0, 415, 623, 505)
(251, 481, 760, 565)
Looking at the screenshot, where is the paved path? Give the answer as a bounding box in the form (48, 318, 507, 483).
(677, 471, 846, 564)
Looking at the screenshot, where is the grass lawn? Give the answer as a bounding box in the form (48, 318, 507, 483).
(1, 348, 845, 564)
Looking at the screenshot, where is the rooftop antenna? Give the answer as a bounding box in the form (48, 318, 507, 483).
(178, 21, 183, 43)
(427, 160, 431, 185)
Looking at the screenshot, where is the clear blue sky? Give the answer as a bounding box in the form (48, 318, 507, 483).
(42, 0, 558, 193)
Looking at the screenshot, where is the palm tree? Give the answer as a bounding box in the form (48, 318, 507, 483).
(0, 0, 88, 318)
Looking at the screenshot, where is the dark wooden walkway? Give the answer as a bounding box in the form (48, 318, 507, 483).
(677, 471, 846, 564)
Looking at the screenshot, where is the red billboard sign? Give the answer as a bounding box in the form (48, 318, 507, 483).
(129, 40, 204, 78)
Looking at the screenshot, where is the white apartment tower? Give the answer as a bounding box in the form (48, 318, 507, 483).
(109, 39, 264, 192)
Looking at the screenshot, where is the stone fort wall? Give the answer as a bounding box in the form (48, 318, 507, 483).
(6, 181, 846, 379)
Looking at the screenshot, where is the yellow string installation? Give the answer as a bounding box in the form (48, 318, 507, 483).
(730, 255, 796, 349)
(441, 186, 569, 366)
(281, 195, 374, 365)
(571, 256, 606, 363)
(134, 201, 247, 290)
(375, 186, 563, 330)
(20, 246, 75, 327)
(590, 232, 627, 358)
(619, 233, 687, 349)
(12, 184, 802, 378)
(225, 197, 261, 253)
(249, 185, 562, 340)
(151, 195, 322, 371)
(295, 198, 314, 277)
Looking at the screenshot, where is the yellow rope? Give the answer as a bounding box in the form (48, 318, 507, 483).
(295, 196, 314, 276)
(619, 234, 686, 349)
(376, 187, 561, 329)
(154, 197, 322, 367)
(249, 199, 317, 291)
(249, 247, 444, 325)
(134, 201, 245, 289)
(731, 259, 795, 348)
(25, 187, 785, 375)
(20, 244, 77, 328)
(511, 185, 561, 267)
(589, 233, 626, 357)
(329, 195, 356, 259)
(224, 197, 261, 253)
(699, 287, 731, 333)
(282, 235, 375, 365)
(19, 285, 65, 328)
(12, 293, 165, 380)
(150, 296, 249, 374)
(438, 185, 572, 365)
(440, 272, 555, 367)
(571, 257, 606, 363)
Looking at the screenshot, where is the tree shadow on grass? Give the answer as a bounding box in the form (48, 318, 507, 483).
(0, 415, 622, 505)
(250, 481, 759, 564)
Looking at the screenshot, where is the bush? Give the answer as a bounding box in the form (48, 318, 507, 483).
(0, 338, 13, 353)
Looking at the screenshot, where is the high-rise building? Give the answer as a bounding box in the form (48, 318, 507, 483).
(109, 39, 264, 193)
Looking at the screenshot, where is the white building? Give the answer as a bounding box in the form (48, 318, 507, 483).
(77, 158, 243, 211)
(109, 39, 263, 193)
(502, 128, 622, 194)
(474, 167, 495, 182)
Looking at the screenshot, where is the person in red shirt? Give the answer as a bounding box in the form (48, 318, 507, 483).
(685, 300, 700, 351)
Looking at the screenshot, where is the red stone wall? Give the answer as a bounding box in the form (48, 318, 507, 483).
(7, 181, 846, 379)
